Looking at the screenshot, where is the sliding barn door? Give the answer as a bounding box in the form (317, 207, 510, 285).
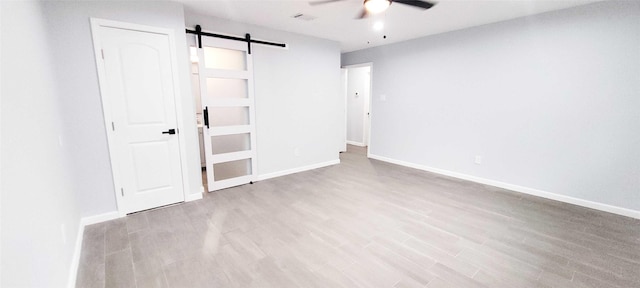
(198, 37, 257, 191)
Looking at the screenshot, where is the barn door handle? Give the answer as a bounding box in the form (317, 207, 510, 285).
(162, 129, 176, 135)
(203, 106, 209, 129)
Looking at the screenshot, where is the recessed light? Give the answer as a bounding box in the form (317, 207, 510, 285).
(373, 21, 384, 31)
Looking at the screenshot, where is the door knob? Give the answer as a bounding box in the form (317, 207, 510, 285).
(162, 129, 176, 135)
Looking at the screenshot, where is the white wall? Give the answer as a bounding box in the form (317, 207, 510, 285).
(185, 13, 343, 176)
(346, 66, 371, 145)
(39, 1, 202, 217)
(1, 2, 82, 286)
(342, 1, 640, 212)
(2, 1, 202, 286)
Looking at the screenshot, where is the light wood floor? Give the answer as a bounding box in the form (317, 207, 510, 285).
(77, 145, 640, 288)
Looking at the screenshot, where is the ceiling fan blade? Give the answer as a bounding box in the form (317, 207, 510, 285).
(393, 0, 436, 10)
(309, 0, 346, 6)
(356, 8, 369, 19)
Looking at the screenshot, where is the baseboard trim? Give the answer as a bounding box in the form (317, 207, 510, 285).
(368, 154, 640, 220)
(81, 211, 121, 226)
(185, 191, 203, 202)
(67, 220, 84, 288)
(68, 211, 122, 288)
(257, 159, 341, 181)
(346, 141, 366, 147)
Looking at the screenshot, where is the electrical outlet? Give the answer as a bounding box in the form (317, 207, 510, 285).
(58, 135, 64, 147)
(475, 155, 482, 165)
(380, 94, 386, 101)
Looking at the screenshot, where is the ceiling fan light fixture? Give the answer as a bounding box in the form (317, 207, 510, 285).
(364, 0, 391, 14)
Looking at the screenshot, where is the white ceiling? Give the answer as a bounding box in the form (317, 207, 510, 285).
(176, 0, 600, 52)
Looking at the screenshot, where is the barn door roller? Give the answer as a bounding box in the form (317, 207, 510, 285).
(186, 25, 286, 54)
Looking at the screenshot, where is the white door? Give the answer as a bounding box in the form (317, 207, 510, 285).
(93, 21, 185, 214)
(198, 37, 257, 191)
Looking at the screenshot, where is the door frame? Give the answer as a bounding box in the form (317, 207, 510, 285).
(90, 18, 191, 216)
(340, 68, 348, 152)
(342, 62, 373, 157)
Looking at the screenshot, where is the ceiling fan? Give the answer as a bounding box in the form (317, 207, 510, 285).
(310, 0, 437, 19)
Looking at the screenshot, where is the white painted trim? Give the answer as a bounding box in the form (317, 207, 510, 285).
(81, 211, 121, 226)
(368, 154, 640, 220)
(346, 141, 366, 147)
(210, 125, 252, 136)
(257, 159, 341, 181)
(366, 64, 373, 150)
(90, 18, 190, 216)
(211, 150, 253, 163)
(211, 175, 254, 190)
(67, 221, 84, 288)
(185, 192, 203, 202)
(68, 211, 122, 288)
(342, 62, 374, 69)
(341, 68, 348, 153)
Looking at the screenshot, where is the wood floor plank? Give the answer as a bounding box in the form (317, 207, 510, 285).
(77, 145, 640, 288)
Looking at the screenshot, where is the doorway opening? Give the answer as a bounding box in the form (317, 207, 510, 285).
(343, 63, 373, 156)
(188, 46, 209, 191)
